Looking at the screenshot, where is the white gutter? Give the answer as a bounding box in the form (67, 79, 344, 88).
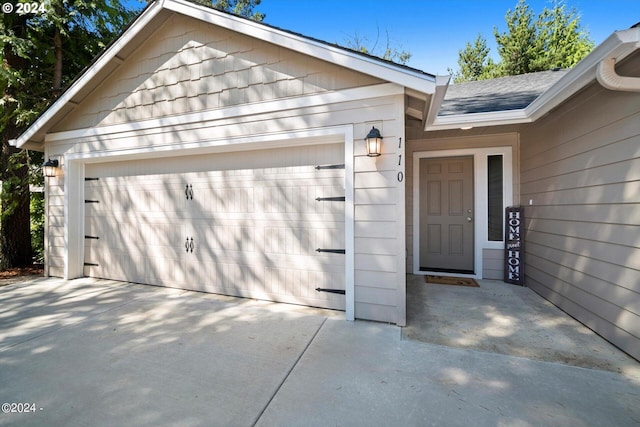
(597, 57, 640, 92)
(424, 75, 451, 127)
(425, 27, 640, 131)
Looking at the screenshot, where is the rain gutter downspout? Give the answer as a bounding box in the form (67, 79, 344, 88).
(596, 56, 640, 92)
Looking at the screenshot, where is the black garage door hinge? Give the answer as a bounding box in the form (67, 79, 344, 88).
(315, 196, 345, 202)
(315, 164, 345, 170)
(316, 288, 345, 295)
(316, 248, 346, 254)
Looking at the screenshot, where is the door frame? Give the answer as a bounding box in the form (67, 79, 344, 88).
(412, 147, 513, 279)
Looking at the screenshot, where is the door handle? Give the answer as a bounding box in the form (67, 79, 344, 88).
(466, 217, 473, 222)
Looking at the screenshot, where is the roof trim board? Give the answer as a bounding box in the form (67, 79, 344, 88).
(44, 83, 403, 143)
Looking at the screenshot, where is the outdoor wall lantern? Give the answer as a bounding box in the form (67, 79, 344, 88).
(365, 126, 383, 157)
(42, 158, 59, 178)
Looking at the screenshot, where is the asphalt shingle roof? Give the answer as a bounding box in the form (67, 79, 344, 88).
(439, 69, 570, 116)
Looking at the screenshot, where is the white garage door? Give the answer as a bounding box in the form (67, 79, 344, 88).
(83, 144, 345, 310)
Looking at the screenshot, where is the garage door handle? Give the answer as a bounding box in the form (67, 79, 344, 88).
(185, 184, 193, 200)
(185, 237, 194, 253)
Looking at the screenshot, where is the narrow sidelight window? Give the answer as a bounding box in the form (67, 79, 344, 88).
(488, 155, 504, 241)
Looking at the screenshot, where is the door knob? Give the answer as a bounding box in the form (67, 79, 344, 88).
(466, 216, 473, 222)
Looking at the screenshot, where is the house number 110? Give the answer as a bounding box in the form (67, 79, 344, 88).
(397, 138, 404, 182)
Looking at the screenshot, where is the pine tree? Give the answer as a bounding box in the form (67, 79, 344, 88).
(0, 1, 135, 268)
(452, 0, 594, 81)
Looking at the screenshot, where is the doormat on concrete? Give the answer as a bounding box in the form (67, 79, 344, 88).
(425, 275, 479, 287)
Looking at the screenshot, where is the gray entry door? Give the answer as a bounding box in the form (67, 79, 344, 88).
(419, 156, 474, 273)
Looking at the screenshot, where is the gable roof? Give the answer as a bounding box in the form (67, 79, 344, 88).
(439, 69, 569, 116)
(12, 0, 438, 150)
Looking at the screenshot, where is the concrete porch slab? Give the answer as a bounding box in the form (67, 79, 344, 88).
(403, 275, 640, 378)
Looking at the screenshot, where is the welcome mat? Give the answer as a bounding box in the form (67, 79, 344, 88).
(425, 275, 479, 287)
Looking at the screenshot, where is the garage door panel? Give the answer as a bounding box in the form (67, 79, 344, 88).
(84, 144, 345, 310)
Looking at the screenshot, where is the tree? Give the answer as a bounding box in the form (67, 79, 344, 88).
(494, 0, 539, 76)
(0, 1, 136, 269)
(343, 27, 411, 65)
(451, 34, 500, 83)
(194, 0, 265, 21)
(453, 0, 594, 82)
(531, 1, 594, 70)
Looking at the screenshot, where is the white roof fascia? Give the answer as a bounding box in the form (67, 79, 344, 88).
(44, 83, 403, 143)
(164, 0, 436, 94)
(15, 0, 435, 149)
(426, 110, 531, 131)
(526, 27, 640, 122)
(424, 75, 451, 127)
(12, 1, 165, 149)
(425, 27, 640, 131)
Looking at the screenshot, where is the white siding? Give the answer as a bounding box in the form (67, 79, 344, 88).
(43, 15, 406, 324)
(52, 14, 382, 132)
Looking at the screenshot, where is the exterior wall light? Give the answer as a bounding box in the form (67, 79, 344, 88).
(365, 126, 383, 157)
(42, 158, 59, 177)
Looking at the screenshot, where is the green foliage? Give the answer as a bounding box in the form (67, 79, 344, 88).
(210, 0, 265, 21)
(451, 35, 501, 83)
(494, 0, 539, 76)
(30, 191, 44, 264)
(531, 1, 594, 70)
(454, 0, 594, 82)
(1, 1, 136, 267)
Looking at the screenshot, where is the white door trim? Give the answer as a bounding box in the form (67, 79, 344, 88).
(63, 125, 355, 320)
(412, 147, 513, 279)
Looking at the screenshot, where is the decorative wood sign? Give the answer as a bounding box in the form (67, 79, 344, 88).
(504, 207, 525, 285)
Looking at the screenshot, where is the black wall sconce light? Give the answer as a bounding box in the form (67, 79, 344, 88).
(42, 158, 59, 177)
(365, 126, 383, 157)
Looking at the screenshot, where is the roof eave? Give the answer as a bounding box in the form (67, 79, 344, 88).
(426, 110, 531, 131)
(425, 27, 640, 132)
(15, 0, 437, 150)
(164, 0, 436, 93)
(13, 1, 166, 150)
(526, 27, 640, 121)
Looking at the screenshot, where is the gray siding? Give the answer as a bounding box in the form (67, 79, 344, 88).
(406, 133, 520, 277)
(519, 56, 640, 360)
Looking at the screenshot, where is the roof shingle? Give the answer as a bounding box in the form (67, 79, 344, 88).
(439, 69, 570, 116)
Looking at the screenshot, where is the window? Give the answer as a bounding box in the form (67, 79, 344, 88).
(487, 155, 503, 241)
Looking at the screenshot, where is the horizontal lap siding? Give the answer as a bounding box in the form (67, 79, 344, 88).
(44, 10, 405, 324)
(520, 56, 640, 360)
(354, 117, 404, 324)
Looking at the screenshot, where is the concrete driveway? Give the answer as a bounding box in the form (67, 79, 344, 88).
(1, 278, 639, 427)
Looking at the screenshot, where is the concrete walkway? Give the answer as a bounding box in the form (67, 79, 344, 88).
(1, 278, 639, 427)
(403, 275, 640, 376)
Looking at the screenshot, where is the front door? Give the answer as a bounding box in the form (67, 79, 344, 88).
(419, 156, 474, 273)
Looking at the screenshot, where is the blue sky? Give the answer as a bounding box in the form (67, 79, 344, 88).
(255, 0, 640, 75)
